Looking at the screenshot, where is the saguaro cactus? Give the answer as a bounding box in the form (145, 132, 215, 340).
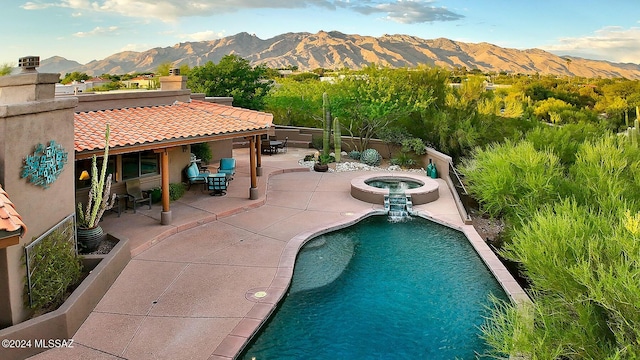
(333, 117, 341, 162)
(322, 92, 331, 156)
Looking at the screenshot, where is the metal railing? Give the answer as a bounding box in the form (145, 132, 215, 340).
(448, 162, 476, 219)
(24, 213, 77, 307)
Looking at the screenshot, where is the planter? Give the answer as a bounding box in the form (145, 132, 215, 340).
(77, 225, 104, 253)
(0, 235, 130, 360)
(150, 188, 162, 203)
(314, 163, 329, 172)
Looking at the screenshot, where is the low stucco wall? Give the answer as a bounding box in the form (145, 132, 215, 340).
(0, 234, 130, 360)
(350, 173, 439, 205)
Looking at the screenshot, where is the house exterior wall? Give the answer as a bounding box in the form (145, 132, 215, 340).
(0, 72, 77, 327)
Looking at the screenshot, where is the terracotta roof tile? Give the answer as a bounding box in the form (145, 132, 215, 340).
(75, 100, 273, 152)
(0, 185, 27, 237)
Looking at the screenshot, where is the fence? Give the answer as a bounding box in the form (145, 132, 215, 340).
(448, 162, 476, 222)
(24, 213, 76, 307)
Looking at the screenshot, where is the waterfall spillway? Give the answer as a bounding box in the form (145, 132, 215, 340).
(384, 193, 413, 221)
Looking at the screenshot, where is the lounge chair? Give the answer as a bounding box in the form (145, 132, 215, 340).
(125, 179, 152, 213)
(207, 173, 228, 196)
(184, 162, 210, 190)
(218, 158, 236, 180)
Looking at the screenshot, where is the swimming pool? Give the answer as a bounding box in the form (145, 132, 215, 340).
(240, 216, 507, 359)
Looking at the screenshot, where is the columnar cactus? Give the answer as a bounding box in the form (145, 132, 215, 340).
(360, 148, 382, 166)
(322, 92, 331, 156)
(333, 117, 341, 162)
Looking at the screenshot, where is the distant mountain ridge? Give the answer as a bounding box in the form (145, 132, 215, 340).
(39, 31, 640, 79)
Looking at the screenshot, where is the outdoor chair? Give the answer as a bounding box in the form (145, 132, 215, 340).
(218, 158, 236, 180)
(184, 162, 210, 190)
(278, 137, 288, 153)
(207, 173, 228, 196)
(125, 179, 152, 213)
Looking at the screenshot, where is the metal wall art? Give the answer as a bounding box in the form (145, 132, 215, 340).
(21, 141, 68, 188)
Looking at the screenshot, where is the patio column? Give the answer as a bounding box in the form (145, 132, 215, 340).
(160, 149, 172, 225)
(249, 136, 258, 199)
(256, 135, 263, 176)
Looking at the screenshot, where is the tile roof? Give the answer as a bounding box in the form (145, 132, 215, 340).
(0, 185, 27, 237)
(74, 100, 273, 152)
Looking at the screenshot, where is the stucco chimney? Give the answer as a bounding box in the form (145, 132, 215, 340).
(159, 68, 187, 91)
(0, 56, 59, 104)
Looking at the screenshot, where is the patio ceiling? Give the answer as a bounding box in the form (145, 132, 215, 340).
(74, 100, 273, 159)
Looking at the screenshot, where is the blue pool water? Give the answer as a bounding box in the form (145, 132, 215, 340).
(240, 216, 507, 359)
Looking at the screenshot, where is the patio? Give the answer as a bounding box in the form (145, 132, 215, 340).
(28, 147, 521, 360)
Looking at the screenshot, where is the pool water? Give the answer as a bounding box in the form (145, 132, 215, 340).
(240, 216, 507, 359)
(365, 179, 422, 191)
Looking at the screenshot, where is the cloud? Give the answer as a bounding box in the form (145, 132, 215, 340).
(21, 0, 463, 24)
(21, 1, 55, 10)
(178, 30, 226, 42)
(350, 0, 463, 24)
(73, 26, 119, 37)
(545, 26, 640, 64)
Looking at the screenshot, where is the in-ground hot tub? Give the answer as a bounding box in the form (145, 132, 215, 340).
(350, 172, 439, 205)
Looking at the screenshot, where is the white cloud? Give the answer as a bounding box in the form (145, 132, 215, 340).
(545, 26, 640, 64)
(73, 26, 119, 37)
(351, 0, 463, 24)
(21, 0, 463, 24)
(21, 1, 55, 10)
(178, 30, 226, 42)
(120, 43, 151, 52)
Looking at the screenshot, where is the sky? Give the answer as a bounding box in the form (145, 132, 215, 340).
(1, 0, 639, 66)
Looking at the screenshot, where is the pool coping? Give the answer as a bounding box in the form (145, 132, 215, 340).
(212, 207, 531, 359)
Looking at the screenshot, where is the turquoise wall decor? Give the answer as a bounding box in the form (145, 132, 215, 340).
(21, 141, 68, 189)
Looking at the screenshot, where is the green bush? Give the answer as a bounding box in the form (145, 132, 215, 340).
(568, 135, 640, 212)
(318, 153, 335, 165)
(360, 148, 382, 166)
(25, 222, 83, 311)
(391, 152, 417, 167)
(169, 182, 186, 201)
(459, 140, 565, 222)
(190, 143, 212, 163)
(482, 201, 640, 359)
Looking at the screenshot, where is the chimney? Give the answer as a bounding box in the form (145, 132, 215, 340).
(159, 68, 187, 91)
(18, 56, 40, 73)
(0, 56, 59, 104)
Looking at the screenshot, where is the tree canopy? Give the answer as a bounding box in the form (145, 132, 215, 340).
(187, 55, 272, 110)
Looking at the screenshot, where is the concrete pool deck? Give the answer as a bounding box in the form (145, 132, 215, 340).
(29, 147, 528, 360)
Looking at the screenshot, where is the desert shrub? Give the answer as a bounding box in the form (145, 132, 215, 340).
(525, 122, 605, 166)
(482, 202, 640, 359)
(459, 140, 565, 222)
(568, 135, 640, 213)
(169, 182, 186, 201)
(391, 152, 417, 167)
(25, 222, 83, 311)
(348, 150, 361, 160)
(360, 148, 382, 166)
(318, 153, 335, 165)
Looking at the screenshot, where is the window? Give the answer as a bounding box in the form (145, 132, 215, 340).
(75, 157, 115, 189)
(122, 151, 159, 180)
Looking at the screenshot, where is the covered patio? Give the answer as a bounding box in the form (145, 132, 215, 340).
(74, 100, 274, 225)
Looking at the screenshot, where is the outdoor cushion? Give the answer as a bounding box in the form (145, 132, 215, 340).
(207, 173, 228, 196)
(218, 158, 236, 179)
(185, 162, 210, 190)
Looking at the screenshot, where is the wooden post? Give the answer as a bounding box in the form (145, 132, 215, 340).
(160, 149, 171, 224)
(249, 136, 258, 199)
(256, 135, 263, 176)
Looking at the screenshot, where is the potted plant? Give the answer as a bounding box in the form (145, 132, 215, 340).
(76, 124, 116, 253)
(314, 153, 334, 172)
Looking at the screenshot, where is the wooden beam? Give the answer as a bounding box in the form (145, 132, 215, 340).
(161, 149, 170, 213)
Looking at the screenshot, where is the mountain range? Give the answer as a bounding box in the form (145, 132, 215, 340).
(39, 31, 640, 79)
